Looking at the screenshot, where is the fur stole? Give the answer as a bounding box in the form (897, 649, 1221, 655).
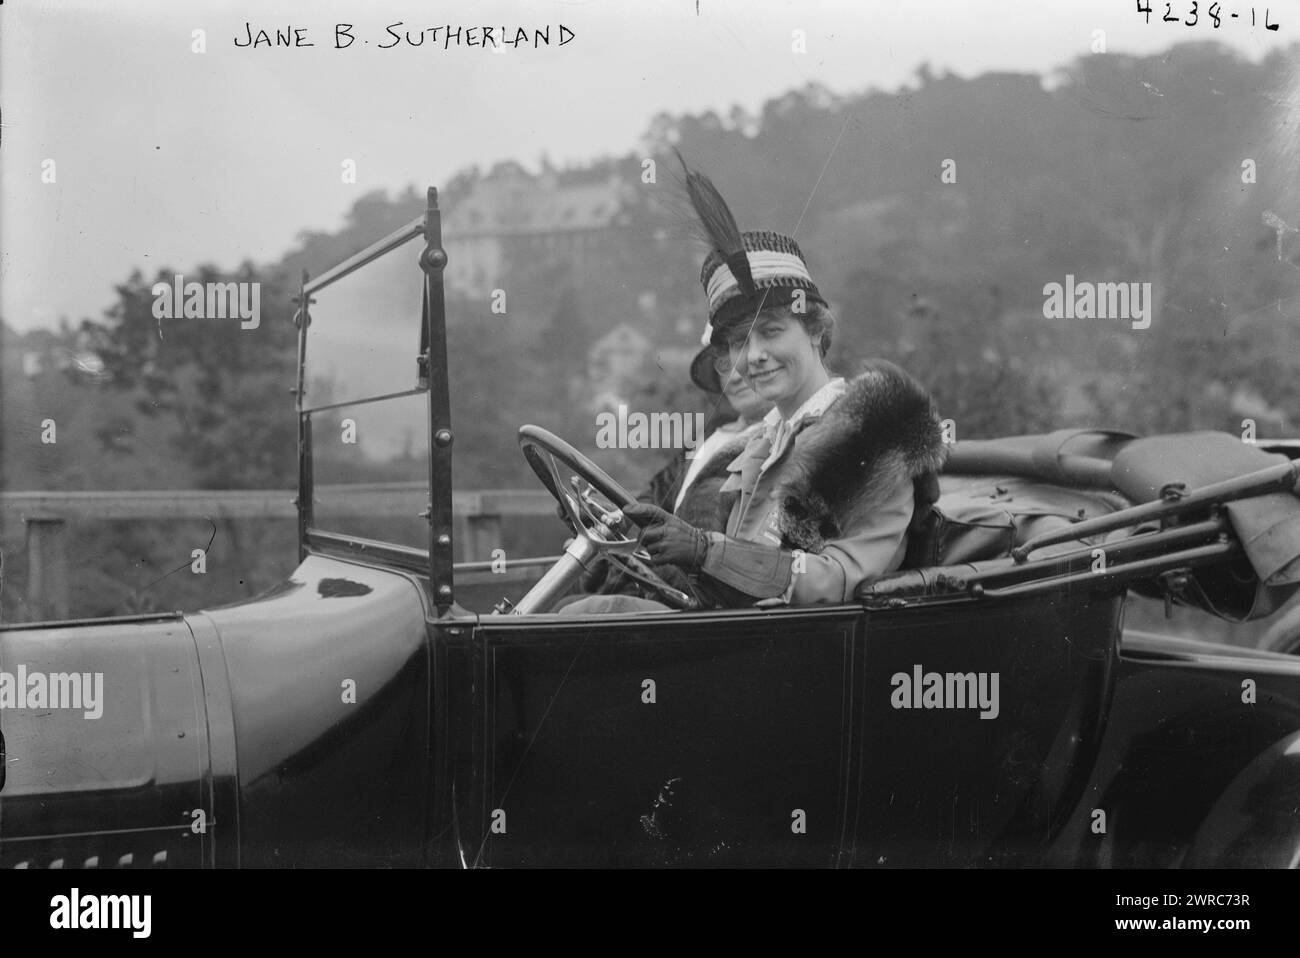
(676, 359, 948, 551)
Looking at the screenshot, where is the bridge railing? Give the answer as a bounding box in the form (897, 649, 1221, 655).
(1, 486, 557, 620)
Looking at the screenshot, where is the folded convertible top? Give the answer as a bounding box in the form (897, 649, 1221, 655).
(1111, 432, 1300, 588)
(901, 428, 1300, 620)
(943, 428, 1138, 487)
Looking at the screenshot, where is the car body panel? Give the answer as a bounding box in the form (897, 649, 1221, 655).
(435, 581, 1124, 867)
(851, 585, 1120, 866)
(1184, 728, 1300, 868)
(1045, 640, 1300, 867)
(0, 616, 216, 869)
(197, 554, 433, 867)
(454, 606, 861, 867)
(6, 547, 1300, 868)
(1, 554, 434, 869)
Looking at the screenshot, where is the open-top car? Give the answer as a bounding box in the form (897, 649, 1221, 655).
(3, 189, 1300, 868)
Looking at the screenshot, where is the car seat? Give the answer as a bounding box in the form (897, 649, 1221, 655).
(900, 474, 1131, 570)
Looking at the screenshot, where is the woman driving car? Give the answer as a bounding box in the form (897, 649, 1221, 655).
(566, 161, 947, 612)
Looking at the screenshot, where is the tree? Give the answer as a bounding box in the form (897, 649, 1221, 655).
(80, 262, 299, 488)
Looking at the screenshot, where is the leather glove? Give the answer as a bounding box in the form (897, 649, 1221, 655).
(622, 502, 709, 572)
(623, 506, 796, 604)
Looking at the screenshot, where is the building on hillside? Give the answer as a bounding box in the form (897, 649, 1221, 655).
(11, 327, 106, 381)
(442, 160, 638, 299)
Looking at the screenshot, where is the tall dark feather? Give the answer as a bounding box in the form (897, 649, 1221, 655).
(673, 148, 756, 298)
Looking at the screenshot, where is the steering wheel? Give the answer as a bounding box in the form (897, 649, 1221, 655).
(518, 424, 699, 610)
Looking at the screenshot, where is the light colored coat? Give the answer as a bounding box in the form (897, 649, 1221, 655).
(716, 392, 916, 604)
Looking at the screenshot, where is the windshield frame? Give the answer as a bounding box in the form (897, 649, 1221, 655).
(293, 188, 457, 615)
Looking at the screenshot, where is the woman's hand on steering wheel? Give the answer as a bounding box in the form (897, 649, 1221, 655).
(518, 425, 700, 610)
(622, 502, 710, 572)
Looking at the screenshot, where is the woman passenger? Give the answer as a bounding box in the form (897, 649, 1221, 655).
(619, 166, 947, 608)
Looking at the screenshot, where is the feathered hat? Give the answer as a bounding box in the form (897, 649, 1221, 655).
(676, 150, 827, 360)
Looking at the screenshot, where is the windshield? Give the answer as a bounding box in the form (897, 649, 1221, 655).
(302, 222, 430, 550)
(304, 229, 427, 412)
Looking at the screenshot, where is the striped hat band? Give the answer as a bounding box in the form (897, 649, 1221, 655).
(704, 250, 816, 310)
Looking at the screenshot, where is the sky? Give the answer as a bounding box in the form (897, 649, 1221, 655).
(1, 0, 1292, 333)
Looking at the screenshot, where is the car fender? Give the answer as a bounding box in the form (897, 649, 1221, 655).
(1183, 728, 1300, 868)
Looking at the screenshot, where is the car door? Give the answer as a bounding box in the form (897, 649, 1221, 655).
(443, 605, 864, 867)
(850, 583, 1122, 866)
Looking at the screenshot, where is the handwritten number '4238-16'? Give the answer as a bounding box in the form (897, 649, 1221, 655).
(1138, 1, 1280, 29)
